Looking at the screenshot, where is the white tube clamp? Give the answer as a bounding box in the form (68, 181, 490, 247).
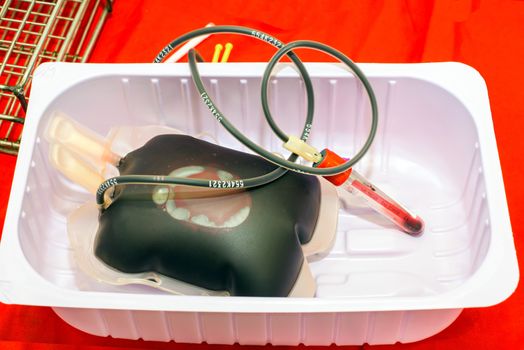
(283, 135, 322, 163)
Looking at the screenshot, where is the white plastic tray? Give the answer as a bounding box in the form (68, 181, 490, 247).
(0, 62, 518, 345)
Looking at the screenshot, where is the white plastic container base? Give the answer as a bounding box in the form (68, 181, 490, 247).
(0, 62, 518, 346)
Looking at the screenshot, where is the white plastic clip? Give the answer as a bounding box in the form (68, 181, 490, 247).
(283, 135, 322, 163)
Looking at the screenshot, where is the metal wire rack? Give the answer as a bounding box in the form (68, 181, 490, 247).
(0, 0, 112, 155)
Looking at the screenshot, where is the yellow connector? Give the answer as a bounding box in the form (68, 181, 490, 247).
(212, 44, 223, 63)
(221, 42, 233, 62)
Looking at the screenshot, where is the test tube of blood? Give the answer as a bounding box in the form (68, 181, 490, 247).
(315, 149, 424, 236)
(343, 169, 424, 235)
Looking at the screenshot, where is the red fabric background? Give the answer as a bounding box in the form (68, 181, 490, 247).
(1, 0, 523, 348)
